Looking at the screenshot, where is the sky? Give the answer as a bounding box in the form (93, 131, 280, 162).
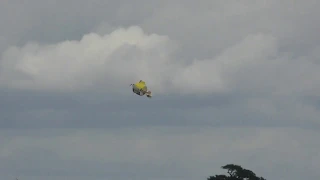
(1, 0, 320, 180)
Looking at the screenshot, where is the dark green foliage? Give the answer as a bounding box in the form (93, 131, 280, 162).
(207, 164, 266, 180)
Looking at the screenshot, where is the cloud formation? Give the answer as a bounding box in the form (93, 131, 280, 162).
(1, 127, 320, 180)
(1, 0, 320, 97)
(0, 26, 176, 93)
(1, 0, 320, 180)
(2, 26, 319, 97)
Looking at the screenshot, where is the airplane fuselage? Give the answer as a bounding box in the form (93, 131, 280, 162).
(132, 84, 144, 96)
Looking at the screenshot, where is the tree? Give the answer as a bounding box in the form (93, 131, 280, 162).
(207, 164, 266, 180)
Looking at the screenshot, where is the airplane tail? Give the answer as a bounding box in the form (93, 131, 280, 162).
(146, 91, 152, 98)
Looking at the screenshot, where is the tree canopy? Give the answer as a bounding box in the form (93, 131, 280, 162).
(207, 164, 266, 180)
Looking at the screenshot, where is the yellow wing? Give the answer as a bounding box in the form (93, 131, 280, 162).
(134, 80, 146, 90)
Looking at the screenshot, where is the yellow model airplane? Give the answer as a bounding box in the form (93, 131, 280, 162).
(130, 80, 152, 98)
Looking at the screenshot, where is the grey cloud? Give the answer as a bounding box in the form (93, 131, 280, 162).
(0, 89, 237, 128)
(0, 0, 162, 50)
(1, 1, 320, 180)
(1, 127, 320, 180)
(1, 89, 319, 131)
(141, 0, 320, 60)
(2, 0, 318, 58)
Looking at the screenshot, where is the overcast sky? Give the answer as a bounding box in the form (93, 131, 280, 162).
(1, 0, 320, 180)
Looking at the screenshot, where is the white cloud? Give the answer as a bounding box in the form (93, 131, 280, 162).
(2, 26, 319, 97)
(0, 26, 178, 93)
(0, 27, 282, 94)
